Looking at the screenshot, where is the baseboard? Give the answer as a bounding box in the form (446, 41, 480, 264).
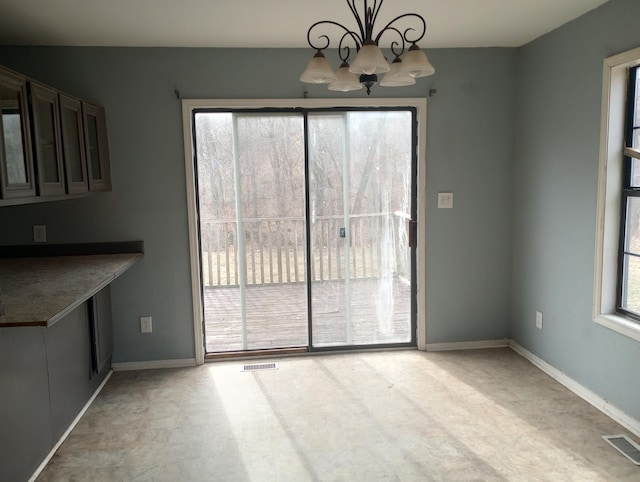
(425, 338, 510, 352)
(29, 370, 113, 482)
(111, 358, 197, 371)
(509, 340, 640, 438)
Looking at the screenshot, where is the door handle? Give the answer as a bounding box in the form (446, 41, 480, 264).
(408, 219, 416, 248)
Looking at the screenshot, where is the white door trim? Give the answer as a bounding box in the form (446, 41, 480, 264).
(182, 98, 428, 364)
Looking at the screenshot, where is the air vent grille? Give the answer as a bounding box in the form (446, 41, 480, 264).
(242, 362, 278, 372)
(603, 434, 640, 465)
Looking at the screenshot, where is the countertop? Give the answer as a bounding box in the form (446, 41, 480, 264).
(0, 253, 143, 327)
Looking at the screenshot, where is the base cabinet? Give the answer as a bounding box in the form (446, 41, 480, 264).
(0, 287, 113, 482)
(45, 303, 93, 441)
(0, 327, 52, 482)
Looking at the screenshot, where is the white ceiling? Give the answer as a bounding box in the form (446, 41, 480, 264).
(0, 0, 610, 49)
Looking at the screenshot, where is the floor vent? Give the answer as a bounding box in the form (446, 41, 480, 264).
(603, 435, 640, 465)
(242, 362, 278, 372)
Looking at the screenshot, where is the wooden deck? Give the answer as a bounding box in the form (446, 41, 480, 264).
(203, 278, 412, 353)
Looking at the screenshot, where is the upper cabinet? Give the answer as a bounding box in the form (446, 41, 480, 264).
(82, 102, 111, 192)
(60, 95, 89, 194)
(0, 65, 112, 206)
(0, 68, 36, 199)
(30, 82, 65, 197)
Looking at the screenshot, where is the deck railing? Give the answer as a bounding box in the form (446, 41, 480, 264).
(200, 213, 409, 287)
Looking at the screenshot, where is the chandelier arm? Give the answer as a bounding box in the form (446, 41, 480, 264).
(338, 46, 350, 63)
(307, 20, 363, 51)
(374, 13, 426, 45)
(346, 0, 367, 42)
(338, 32, 359, 62)
(367, 0, 384, 40)
(380, 27, 405, 58)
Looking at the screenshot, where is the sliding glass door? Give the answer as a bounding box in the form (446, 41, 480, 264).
(308, 111, 414, 348)
(193, 108, 415, 354)
(194, 112, 308, 352)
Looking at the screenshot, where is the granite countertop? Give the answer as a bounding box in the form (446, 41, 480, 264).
(0, 253, 143, 328)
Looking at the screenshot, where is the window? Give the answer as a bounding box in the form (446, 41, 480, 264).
(594, 48, 640, 342)
(618, 67, 640, 318)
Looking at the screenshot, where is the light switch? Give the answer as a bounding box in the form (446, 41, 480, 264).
(438, 192, 453, 209)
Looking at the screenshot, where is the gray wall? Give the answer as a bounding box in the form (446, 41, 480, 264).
(0, 46, 516, 361)
(512, 0, 640, 421)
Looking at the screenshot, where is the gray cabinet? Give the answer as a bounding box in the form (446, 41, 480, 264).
(60, 94, 89, 194)
(45, 303, 93, 441)
(0, 64, 112, 205)
(0, 67, 36, 199)
(29, 82, 66, 197)
(0, 327, 53, 482)
(89, 285, 113, 374)
(82, 102, 111, 192)
(0, 288, 113, 482)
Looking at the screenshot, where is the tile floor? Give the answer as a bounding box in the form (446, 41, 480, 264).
(37, 349, 639, 481)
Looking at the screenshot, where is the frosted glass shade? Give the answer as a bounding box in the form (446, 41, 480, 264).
(328, 63, 363, 92)
(380, 58, 416, 87)
(349, 42, 390, 75)
(400, 44, 435, 78)
(300, 51, 337, 84)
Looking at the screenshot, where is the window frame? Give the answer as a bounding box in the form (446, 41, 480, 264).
(617, 66, 640, 320)
(594, 47, 640, 342)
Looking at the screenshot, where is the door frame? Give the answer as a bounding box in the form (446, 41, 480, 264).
(182, 98, 427, 365)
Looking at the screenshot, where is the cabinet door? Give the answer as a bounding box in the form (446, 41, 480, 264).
(45, 303, 93, 442)
(0, 68, 36, 199)
(59, 94, 88, 194)
(0, 327, 52, 482)
(82, 102, 111, 192)
(30, 82, 65, 196)
(90, 285, 113, 374)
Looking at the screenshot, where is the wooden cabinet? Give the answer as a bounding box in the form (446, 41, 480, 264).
(29, 82, 66, 197)
(60, 94, 89, 194)
(0, 64, 112, 205)
(0, 67, 36, 199)
(82, 102, 111, 192)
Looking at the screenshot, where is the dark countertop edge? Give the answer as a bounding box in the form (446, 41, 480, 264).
(0, 240, 144, 258)
(0, 320, 46, 327)
(45, 253, 143, 328)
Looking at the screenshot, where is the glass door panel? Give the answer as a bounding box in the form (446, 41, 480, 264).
(308, 110, 414, 348)
(194, 112, 308, 353)
(308, 113, 349, 346)
(0, 68, 36, 199)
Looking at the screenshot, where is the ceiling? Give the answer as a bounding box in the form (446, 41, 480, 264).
(0, 0, 610, 49)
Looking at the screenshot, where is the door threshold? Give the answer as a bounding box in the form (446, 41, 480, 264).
(205, 346, 309, 360)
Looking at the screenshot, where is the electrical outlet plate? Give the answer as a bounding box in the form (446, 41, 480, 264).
(140, 316, 152, 333)
(536, 311, 543, 330)
(33, 225, 46, 243)
(438, 192, 454, 209)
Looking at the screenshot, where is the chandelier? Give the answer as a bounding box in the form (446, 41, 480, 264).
(300, 0, 435, 95)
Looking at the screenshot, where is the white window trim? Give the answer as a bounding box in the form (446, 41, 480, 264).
(182, 98, 428, 364)
(594, 48, 640, 342)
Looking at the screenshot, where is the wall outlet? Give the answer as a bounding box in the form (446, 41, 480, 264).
(33, 225, 47, 243)
(536, 311, 543, 330)
(140, 316, 152, 333)
(437, 192, 454, 209)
